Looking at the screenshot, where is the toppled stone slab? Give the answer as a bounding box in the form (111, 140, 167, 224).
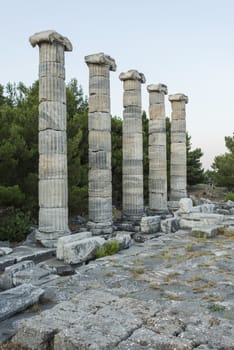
(13, 289, 158, 350)
(140, 216, 160, 234)
(0, 260, 35, 290)
(111, 232, 132, 249)
(160, 217, 179, 234)
(56, 231, 92, 260)
(63, 236, 106, 264)
(179, 198, 193, 213)
(179, 213, 225, 230)
(0, 247, 13, 256)
(0, 284, 44, 321)
(0, 245, 55, 272)
(191, 226, 218, 238)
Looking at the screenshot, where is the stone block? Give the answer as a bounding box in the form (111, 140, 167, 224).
(39, 41, 65, 63)
(0, 260, 35, 290)
(38, 207, 69, 233)
(63, 237, 106, 264)
(39, 101, 66, 131)
(89, 150, 111, 169)
(39, 154, 67, 179)
(39, 178, 68, 208)
(39, 129, 67, 154)
(112, 232, 132, 249)
(0, 247, 13, 257)
(39, 76, 66, 103)
(0, 284, 44, 321)
(179, 213, 225, 229)
(191, 226, 218, 238)
(88, 112, 111, 131)
(179, 198, 193, 213)
(149, 104, 165, 119)
(89, 197, 112, 222)
(123, 90, 141, 107)
(56, 231, 92, 260)
(149, 119, 166, 133)
(89, 130, 111, 151)
(88, 94, 110, 113)
(140, 216, 161, 234)
(39, 62, 65, 79)
(160, 217, 180, 234)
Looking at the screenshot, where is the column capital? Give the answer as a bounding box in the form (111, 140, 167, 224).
(85, 52, 116, 71)
(147, 83, 167, 94)
(169, 93, 188, 103)
(29, 30, 72, 51)
(119, 70, 146, 83)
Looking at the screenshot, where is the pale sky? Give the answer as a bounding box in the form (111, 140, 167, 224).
(1, 0, 234, 169)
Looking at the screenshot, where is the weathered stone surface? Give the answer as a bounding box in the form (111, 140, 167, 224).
(86, 53, 115, 232)
(4, 228, 234, 349)
(191, 226, 218, 238)
(0, 260, 35, 290)
(30, 30, 72, 247)
(140, 216, 160, 234)
(0, 284, 44, 321)
(147, 83, 168, 213)
(29, 30, 72, 51)
(179, 198, 193, 213)
(0, 245, 55, 272)
(160, 217, 180, 233)
(63, 236, 106, 264)
(0, 247, 13, 256)
(120, 70, 145, 220)
(13, 290, 157, 350)
(179, 213, 225, 229)
(56, 231, 92, 260)
(169, 93, 188, 201)
(111, 232, 132, 249)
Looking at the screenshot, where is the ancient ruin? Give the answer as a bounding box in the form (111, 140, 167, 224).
(169, 93, 188, 201)
(119, 70, 145, 221)
(147, 84, 168, 214)
(29, 30, 72, 247)
(85, 53, 116, 235)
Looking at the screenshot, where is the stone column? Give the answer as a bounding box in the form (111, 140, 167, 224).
(119, 70, 145, 221)
(169, 93, 188, 201)
(85, 53, 116, 235)
(147, 84, 168, 214)
(29, 30, 72, 247)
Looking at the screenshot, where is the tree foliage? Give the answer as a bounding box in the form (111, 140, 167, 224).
(211, 133, 234, 189)
(0, 79, 205, 236)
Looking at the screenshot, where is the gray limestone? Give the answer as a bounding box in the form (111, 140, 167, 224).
(85, 53, 116, 234)
(56, 231, 92, 260)
(0, 284, 44, 321)
(147, 83, 168, 213)
(0, 260, 35, 290)
(169, 93, 188, 201)
(140, 216, 161, 234)
(30, 30, 72, 247)
(179, 197, 193, 213)
(120, 70, 145, 221)
(63, 236, 106, 264)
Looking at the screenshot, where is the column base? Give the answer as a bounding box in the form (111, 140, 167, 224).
(36, 229, 71, 248)
(87, 221, 113, 235)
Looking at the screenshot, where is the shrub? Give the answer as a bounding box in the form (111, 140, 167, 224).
(225, 192, 234, 202)
(95, 240, 119, 258)
(0, 208, 31, 242)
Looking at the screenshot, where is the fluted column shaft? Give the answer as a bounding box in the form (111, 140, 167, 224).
(119, 70, 145, 221)
(147, 84, 168, 213)
(169, 93, 188, 201)
(29, 30, 72, 247)
(85, 53, 116, 234)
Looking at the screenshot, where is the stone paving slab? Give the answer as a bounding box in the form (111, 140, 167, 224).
(2, 229, 234, 349)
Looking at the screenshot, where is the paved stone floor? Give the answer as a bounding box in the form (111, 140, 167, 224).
(1, 229, 234, 349)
